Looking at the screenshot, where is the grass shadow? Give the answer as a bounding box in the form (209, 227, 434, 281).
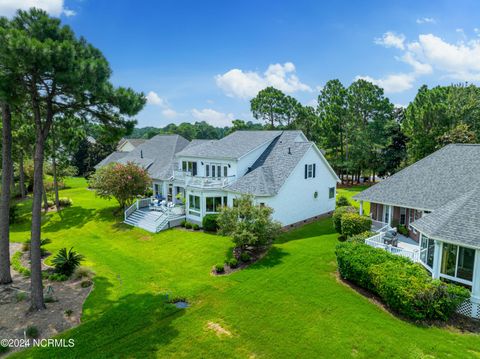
(246, 246, 289, 271)
(19, 290, 186, 358)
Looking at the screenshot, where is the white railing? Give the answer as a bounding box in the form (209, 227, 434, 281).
(173, 170, 236, 188)
(124, 203, 137, 221)
(364, 232, 420, 263)
(137, 198, 150, 209)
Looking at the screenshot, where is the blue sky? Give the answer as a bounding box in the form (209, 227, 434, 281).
(2, 1, 480, 127)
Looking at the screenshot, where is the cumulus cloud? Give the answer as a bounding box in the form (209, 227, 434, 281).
(359, 29, 480, 93)
(191, 108, 234, 127)
(0, 0, 75, 17)
(355, 73, 416, 93)
(416, 17, 436, 24)
(215, 62, 311, 99)
(146, 91, 181, 119)
(374, 31, 406, 50)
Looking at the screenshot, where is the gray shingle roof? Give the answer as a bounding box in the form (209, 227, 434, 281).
(175, 131, 283, 160)
(117, 138, 146, 150)
(94, 151, 129, 169)
(353, 144, 480, 210)
(226, 131, 312, 196)
(116, 135, 189, 179)
(411, 187, 480, 247)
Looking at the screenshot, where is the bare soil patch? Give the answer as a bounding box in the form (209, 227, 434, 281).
(0, 243, 93, 355)
(206, 321, 232, 337)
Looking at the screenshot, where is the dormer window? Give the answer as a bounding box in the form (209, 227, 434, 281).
(304, 163, 316, 179)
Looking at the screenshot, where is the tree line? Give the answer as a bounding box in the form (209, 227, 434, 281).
(0, 9, 145, 310)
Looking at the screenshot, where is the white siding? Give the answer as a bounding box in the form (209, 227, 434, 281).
(258, 147, 337, 225)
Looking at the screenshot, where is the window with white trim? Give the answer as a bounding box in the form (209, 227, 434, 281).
(329, 187, 335, 199)
(399, 207, 406, 225)
(304, 163, 316, 179)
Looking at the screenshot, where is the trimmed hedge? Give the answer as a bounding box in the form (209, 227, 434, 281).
(340, 213, 372, 238)
(202, 214, 219, 232)
(335, 242, 470, 321)
(347, 231, 375, 244)
(332, 206, 356, 233)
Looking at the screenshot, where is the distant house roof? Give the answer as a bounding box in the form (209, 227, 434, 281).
(175, 131, 283, 160)
(411, 187, 480, 248)
(226, 131, 313, 196)
(117, 135, 189, 180)
(353, 144, 480, 210)
(94, 151, 128, 169)
(117, 138, 147, 152)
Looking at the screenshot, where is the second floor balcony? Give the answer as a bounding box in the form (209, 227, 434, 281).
(173, 170, 236, 189)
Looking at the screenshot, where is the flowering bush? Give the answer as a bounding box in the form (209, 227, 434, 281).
(89, 162, 151, 209)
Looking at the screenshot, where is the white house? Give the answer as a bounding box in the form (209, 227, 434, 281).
(97, 130, 339, 232)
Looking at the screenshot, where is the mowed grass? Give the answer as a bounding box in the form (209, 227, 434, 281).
(10, 178, 480, 358)
(338, 185, 370, 214)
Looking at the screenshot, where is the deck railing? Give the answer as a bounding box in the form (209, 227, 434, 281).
(364, 232, 420, 263)
(173, 170, 236, 188)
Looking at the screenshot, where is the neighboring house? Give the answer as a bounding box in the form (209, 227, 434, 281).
(353, 144, 480, 319)
(117, 138, 147, 152)
(96, 130, 339, 232)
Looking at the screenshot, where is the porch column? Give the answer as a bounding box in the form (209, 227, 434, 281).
(432, 240, 442, 279)
(359, 201, 364, 216)
(471, 249, 480, 304)
(388, 205, 393, 227)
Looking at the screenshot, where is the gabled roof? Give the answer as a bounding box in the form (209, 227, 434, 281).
(411, 187, 480, 248)
(353, 144, 480, 210)
(94, 151, 128, 169)
(117, 135, 189, 179)
(117, 138, 147, 151)
(175, 131, 282, 160)
(226, 131, 312, 196)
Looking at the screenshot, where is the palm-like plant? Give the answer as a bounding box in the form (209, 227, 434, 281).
(52, 247, 85, 277)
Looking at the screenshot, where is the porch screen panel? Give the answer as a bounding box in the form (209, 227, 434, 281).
(441, 243, 458, 277)
(457, 247, 475, 281)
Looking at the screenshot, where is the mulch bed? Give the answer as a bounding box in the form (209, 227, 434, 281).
(211, 247, 269, 276)
(335, 272, 480, 333)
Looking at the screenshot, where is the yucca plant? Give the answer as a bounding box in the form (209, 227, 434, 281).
(52, 247, 85, 277)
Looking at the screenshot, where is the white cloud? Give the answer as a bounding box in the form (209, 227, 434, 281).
(191, 108, 234, 127)
(145, 91, 165, 106)
(374, 31, 406, 50)
(215, 62, 311, 99)
(398, 52, 433, 75)
(416, 17, 436, 24)
(0, 0, 75, 17)
(161, 108, 178, 119)
(355, 73, 416, 93)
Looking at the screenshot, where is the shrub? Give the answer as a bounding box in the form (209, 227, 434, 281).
(340, 213, 372, 238)
(202, 214, 219, 232)
(25, 326, 39, 339)
(12, 251, 30, 277)
(47, 273, 69, 281)
(240, 252, 251, 263)
(397, 224, 409, 236)
(81, 280, 93, 288)
(226, 258, 238, 268)
(9, 203, 18, 224)
(180, 220, 187, 227)
(192, 224, 200, 231)
(336, 195, 351, 207)
(16, 292, 27, 302)
(22, 238, 51, 255)
(0, 343, 8, 354)
(332, 206, 356, 233)
(336, 242, 470, 321)
(58, 197, 73, 207)
(214, 263, 225, 273)
(184, 222, 192, 229)
(52, 247, 85, 277)
(347, 231, 375, 244)
(73, 267, 94, 280)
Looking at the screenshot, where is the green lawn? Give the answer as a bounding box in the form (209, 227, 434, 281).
(9, 179, 479, 358)
(338, 185, 370, 214)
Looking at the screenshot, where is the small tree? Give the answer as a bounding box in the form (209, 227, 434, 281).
(90, 162, 150, 209)
(217, 195, 281, 253)
(336, 195, 351, 207)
